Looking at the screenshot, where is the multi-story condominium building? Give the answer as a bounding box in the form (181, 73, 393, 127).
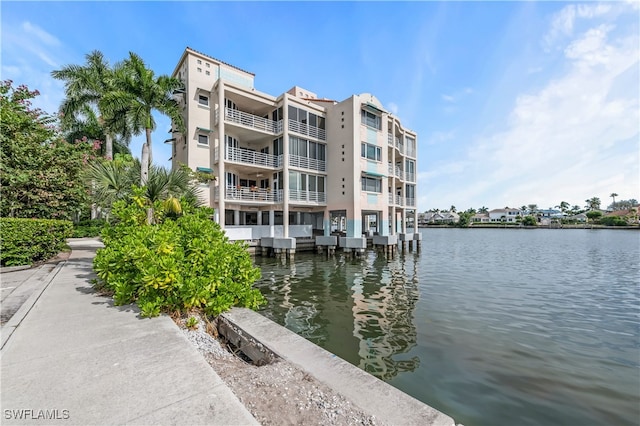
(168, 47, 418, 253)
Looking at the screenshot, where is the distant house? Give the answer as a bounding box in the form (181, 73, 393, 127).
(418, 211, 459, 224)
(604, 207, 639, 224)
(471, 213, 490, 223)
(569, 213, 588, 222)
(488, 208, 522, 223)
(537, 209, 564, 218)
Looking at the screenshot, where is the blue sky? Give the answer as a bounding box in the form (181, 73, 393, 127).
(2, 1, 638, 212)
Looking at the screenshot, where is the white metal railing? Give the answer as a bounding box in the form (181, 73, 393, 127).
(288, 119, 326, 141)
(396, 195, 404, 206)
(225, 107, 281, 134)
(406, 171, 415, 182)
(406, 197, 416, 207)
(395, 137, 404, 153)
(223, 186, 282, 202)
(388, 133, 393, 145)
(288, 154, 326, 172)
(225, 146, 278, 168)
(289, 189, 326, 204)
(215, 147, 219, 161)
(388, 194, 393, 204)
(387, 164, 404, 180)
(406, 146, 416, 158)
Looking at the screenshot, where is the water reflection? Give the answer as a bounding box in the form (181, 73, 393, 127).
(254, 250, 420, 380)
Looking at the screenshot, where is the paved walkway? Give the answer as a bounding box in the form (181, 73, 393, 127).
(1, 239, 258, 425)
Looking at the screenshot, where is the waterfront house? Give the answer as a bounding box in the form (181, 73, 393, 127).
(488, 208, 522, 222)
(168, 48, 418, 250)
(471, 213, 490, 223)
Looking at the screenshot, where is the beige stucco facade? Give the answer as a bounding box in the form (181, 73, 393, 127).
(169, 47, 417, 240)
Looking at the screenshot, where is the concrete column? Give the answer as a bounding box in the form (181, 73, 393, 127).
(257, 211, 263, 225)
(323, 210, 330, 237)
(269, 210, 275, 225)
(390, 207, 396, 235)
(234, 210, 240, 226)
(217, 80, 226, 230)
(283, 96, 290, 238)
(296, 212, 301, 225)
(402, 209, 407, 234)
(380, 209, 389, 236)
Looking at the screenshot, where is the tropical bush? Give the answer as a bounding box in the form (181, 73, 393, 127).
(600, 216, 628, 227)
(72, 219, 107, 237)
(0, 218, 72, 266)
(93, 193, 264, 317)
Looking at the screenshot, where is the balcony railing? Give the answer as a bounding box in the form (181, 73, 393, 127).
(406, 146, 416, 158)
(225, 146, 279, 168)
(225, 107, 282, 134)
(387, 133, 393, 145)
(396, 195, 404, 206)
(406, 197, 416, 207)
(406, 171, 416, 182)
(388, 164, 404, 180)
(288, 119, 326, 141)
(289, 189, 326, 204)
(219, 186, 282, 203)
(289, 154, 326, 172)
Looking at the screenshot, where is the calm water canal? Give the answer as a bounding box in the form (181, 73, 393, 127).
(253, 228, 640, 426)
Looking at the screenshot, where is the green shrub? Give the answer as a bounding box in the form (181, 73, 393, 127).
(93, 197, 265, 317)
(0, 218, 72, 266)
(600, 216, 628, 227)
(72, 219, 107, 238)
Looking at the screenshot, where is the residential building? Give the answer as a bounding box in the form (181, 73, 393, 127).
(168, 47, 418, 250)
(488, 208, 523, 223)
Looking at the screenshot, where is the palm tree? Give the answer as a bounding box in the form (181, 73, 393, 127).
(52, 50, 129, 160)
(86, 158, 202, 223)
(478, 206, 488, 214)
(528, 204, 538, 214)
(556, 201, 570, 214)
(104, 52, 184, 184)
(610, 193, 618, 210)
(450, 205, 456, 213)
(585, 197, 601, 210)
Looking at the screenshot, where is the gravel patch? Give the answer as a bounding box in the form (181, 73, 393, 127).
(176, 313, 383, 426)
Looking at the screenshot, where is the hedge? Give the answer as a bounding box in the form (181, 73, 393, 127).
(0, 218, 72, 266)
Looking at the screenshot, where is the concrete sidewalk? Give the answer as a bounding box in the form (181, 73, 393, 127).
(1, 239, 258, 425)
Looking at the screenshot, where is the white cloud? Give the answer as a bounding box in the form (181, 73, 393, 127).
(425, 130, 456, 146)
(421, 6, 639, 211)
(441, 94, 455, 102)
(22, 21, 61, 46)
(543, 3, 613, 50)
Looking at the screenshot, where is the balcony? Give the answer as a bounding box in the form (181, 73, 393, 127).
(396, 195, 404, 206)
(405, 171, 416, 183)
(289, 154, 326, 172)
(289, 189, 326, 204)
(406, 197, 416, 207)
(388, 163, 404, 180)
(387, 133, 393, 145)
(225, 107, 282, 134)
(216, 186, 282, 203)
(225, 146, 279, 168)
(288, 119, 326, 141)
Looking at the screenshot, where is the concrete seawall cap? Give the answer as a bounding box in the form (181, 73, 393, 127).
(221, 307, 457, 426)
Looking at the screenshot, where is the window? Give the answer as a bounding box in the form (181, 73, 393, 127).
(205, 71, 210, 76)
(361, 110, 381, 130)
(290, 137, 326, 160)
(361, 143, 382, 161)
(197, 67, 202, 73)
(198, 134, 209, 146)
(361, 177, 382, 193)
(288, 106, 325, 129)
(198, 94, 209, 106)
(197, 59, 202, 65)
(205, 63, 210, 68)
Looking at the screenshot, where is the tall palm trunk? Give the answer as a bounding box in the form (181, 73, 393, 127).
(141, 142, 149, 184)
(105, 133, 113, 160)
